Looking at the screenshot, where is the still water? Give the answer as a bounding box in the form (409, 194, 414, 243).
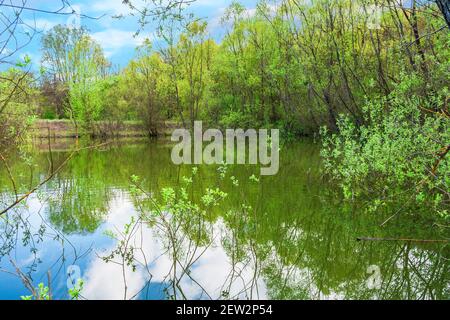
(0, 139, 448, 300)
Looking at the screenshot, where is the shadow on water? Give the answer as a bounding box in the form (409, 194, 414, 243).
(0, 139, 448, 300)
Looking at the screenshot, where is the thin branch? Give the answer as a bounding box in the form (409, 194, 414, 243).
(0, 141, 112, 216)
(0, 3, 106, 20)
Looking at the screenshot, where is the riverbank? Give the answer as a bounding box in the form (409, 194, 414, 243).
(31, 119, 178, 138)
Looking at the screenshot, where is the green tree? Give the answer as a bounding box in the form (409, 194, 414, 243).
(66, 35, 110, 136)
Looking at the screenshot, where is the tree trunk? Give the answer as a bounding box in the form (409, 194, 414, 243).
(436, 0, 450, 29)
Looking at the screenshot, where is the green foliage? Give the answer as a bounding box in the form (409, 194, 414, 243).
(68, 279, 84, 300)
(41, 107, 57, 120)
(67, 35, 110, 133)
(0, 67, 38, 149)
(322, 74, 450, 217)
(27, 0, 447, 142)
(19, 280, 84, 300)
(110, 44, 169, 135)
(40, 25, 90, 120)
(21, 283, 50, 300)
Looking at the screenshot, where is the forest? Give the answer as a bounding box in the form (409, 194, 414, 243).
(0, 0, 449, 301)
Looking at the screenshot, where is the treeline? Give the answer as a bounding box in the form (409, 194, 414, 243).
(1, 0, 447, 141)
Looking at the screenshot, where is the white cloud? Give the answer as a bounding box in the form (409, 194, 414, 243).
(82, 255, 147, 300)
(244, 3, 279, 18)
(206, 7, 227, 35)
(206, 2, 279, 37)
(75, 0, 139, 29)
(195, 0, 229, 7)
(80, 195, 267, 300)
(91, 29, 154, 55)
(23, 18, 58, 32)
(89, 0, 140, 16)
(81, 195, 148, 300)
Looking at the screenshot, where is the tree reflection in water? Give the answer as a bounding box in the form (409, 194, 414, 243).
(0, 140, 448, 300)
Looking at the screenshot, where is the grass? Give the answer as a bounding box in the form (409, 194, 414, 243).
(32, 119, 178, 138)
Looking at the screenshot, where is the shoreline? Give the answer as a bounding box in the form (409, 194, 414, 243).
(31, 119, 178, 139)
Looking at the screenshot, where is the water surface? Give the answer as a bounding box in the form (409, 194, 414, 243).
(0, 139, 448, 300)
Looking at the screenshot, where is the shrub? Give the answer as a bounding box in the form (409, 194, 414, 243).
(321, 75, 449, 218)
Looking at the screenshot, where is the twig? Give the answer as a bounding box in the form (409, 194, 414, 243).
(0, 141, 111, 216)
(47, 271, 53, 300)
(9, 259, 36, 297)
(0, 3, 105, 20)
(403, 25, 447, 48)
(431, 144, 450, 176)
(0, 152, 18, 201)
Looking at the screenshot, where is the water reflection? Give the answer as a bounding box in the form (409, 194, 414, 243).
(0, 140, 448, 300)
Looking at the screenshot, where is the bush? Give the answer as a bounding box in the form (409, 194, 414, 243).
(321, 75, 449, 219)
(219, 110, 259, 129)
(41, 107, 57, 120)
(0, 68, 37, 150)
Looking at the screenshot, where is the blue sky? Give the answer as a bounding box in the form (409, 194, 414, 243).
(6, 0, 262, 71)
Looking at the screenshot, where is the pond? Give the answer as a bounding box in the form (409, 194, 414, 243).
(0, 139, 448, 300)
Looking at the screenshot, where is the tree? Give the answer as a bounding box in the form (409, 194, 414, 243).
(0, 67, 38, 149)
(122, 41, 169, 136)
(42, 25, 90, 84)
(0, 2, 103, 144)
(436, 0, 450, 29)
(176, 21, 215, 128)
(40, 25, 89, 118)
(66, 35, 110, 136)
